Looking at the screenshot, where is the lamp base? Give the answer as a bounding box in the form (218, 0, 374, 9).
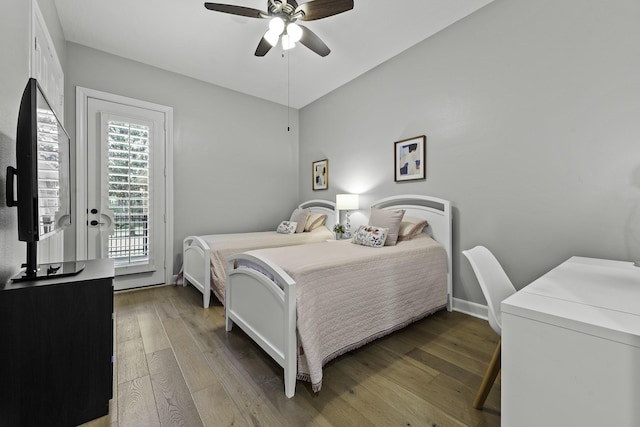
(344, 211, 352, 238)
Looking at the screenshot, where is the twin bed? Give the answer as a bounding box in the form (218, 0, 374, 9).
(182, 199, 337, 308)
(182, 194, 452, 397)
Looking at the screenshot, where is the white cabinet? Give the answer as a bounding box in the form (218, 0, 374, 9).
(501, 257, 640, 427)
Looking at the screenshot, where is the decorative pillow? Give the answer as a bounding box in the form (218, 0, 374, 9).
(289, 208, 310, 233)
(368, 207, 405, 246)
(304, 213, 327, 232)
(398, 216, 429, 241)
(276, 221, 297, 234)
(351, 225, 389, 248)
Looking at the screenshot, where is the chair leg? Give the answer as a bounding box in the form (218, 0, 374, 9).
(473, 338, 501, 410)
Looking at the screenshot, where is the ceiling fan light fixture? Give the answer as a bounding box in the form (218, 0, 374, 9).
(264, 29, 280, 46)
(204, 0, 353, 57)
(282, 34, 295, 50)
(286, 22, 302, 42)
(268, 17, 285, 35)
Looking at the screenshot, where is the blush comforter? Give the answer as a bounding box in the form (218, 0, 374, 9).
(246, 233, 448, 391)
(201, 226, 334, 304)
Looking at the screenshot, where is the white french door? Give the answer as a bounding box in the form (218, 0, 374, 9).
(80, 94, 171, 290)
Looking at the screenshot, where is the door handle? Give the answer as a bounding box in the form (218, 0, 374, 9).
(90, 220, 105, 226)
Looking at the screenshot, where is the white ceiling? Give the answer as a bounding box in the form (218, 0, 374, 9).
(54, 0, 493, 109)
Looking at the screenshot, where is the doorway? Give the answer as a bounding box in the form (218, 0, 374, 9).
(76, 88, 173, 290)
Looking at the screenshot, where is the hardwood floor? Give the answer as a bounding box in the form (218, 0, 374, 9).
(81, 284, 501, 427)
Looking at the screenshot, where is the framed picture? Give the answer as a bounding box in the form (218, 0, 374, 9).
(394, 135, 426, 182)
(312, 159, 329, 190)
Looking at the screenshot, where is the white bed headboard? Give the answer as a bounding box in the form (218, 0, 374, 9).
(371, 194, 452, 309)
(298, 199, 337, 230)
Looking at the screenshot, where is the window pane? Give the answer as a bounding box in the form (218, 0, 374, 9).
(107, 120, 151, 268)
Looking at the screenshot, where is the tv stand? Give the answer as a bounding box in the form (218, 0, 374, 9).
(11, 260, 86, 282)
(11, 241, 85, 282)
(0, 258, 114, 426)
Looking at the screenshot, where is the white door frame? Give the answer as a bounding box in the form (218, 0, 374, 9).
(76, 87, 174, 285)
(31, 0, 64, 120)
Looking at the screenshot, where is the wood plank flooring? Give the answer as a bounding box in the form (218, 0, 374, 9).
(81, 284, 500, 427)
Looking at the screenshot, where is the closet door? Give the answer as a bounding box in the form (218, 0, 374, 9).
(31, 0, 64, 120)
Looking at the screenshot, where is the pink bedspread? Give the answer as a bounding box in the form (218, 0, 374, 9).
(248, 233, 448, 391)
(202, 227, 334, 304)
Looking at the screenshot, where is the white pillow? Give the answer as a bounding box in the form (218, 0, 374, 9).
(276, 221, 297, 234)
(304, 213, 327, 232)
(351, 225, 389, 248)
(398, 216, 429, 241)
(290, 208, 310, 233)
(368, 207, 405, 246)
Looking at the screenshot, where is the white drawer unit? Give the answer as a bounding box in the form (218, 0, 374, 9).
(501, 257, 640, 427)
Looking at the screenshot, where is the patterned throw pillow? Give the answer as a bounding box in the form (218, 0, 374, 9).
(351, 225, 389, 248)
(276, 221, 297, 234)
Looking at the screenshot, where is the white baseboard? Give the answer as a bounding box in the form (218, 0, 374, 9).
(115, 283, 171, 294)
(452, 297, 488, 321)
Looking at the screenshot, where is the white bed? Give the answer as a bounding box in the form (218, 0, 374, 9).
(182, 199, 337, 308)
(224, 194, 452, 397)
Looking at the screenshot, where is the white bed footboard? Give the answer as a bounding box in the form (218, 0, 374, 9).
(183, 235, 212, 308)
(225, 253, 297, 398)
(182, 199, 336, 308)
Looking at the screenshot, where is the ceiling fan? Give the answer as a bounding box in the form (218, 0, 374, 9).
(204, 0, 354, 57)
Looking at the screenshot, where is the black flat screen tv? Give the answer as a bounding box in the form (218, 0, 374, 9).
(6, 78, 83, 281)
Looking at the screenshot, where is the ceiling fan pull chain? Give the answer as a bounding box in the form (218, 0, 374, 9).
(287, 49, 291, 132)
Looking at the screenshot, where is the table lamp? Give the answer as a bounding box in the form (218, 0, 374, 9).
(336, 194, 360, 238)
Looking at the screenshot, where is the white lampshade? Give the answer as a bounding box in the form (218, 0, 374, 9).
(287, 22, 303, 42)
(269, 17, 285, 35)
(264, 29, 280, 47)
(281, 34, 295, 50)
(336, 194, 359, 210)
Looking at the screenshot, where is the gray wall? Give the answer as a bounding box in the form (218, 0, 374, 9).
(5, 0, 639, 301)
(1, 0, 67, 284)
(0, 0, 30, 284)
(64, 43, 300, 274)
(299, 0, 640, 306)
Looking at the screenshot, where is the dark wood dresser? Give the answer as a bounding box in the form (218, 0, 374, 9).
(0, 259, 114, 426)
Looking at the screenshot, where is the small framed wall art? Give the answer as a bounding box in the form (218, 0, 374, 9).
(312, 159, 328, 190)
(394, 135, 426, 182)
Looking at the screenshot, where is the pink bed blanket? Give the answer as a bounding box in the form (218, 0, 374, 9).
(248, 233, 448, 392)
(202, 227, 333, 304)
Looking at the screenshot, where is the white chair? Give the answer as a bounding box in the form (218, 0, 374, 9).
(462, 245, 517, 410)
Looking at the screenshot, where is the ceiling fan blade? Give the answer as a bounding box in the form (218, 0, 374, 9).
(255, 33, 274, 56)
(296, 0, 353, 21)
(204, 3, 267, 19)
(298, 25, 330, 57)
